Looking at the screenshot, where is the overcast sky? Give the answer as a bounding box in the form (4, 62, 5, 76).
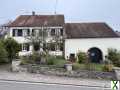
(0, 0, 120, 31)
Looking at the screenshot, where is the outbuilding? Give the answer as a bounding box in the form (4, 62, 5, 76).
(65, 23, 120, 63)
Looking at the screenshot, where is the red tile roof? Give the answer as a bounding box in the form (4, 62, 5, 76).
(8, 15, 64, 27)
(65, 23, 119, 38)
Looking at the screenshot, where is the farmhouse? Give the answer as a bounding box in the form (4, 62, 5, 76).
(6, 13, 120, 63)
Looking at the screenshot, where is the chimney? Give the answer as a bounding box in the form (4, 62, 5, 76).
(32, 11, 35, 16)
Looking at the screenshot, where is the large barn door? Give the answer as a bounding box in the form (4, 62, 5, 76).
(88, 47, 103, 63)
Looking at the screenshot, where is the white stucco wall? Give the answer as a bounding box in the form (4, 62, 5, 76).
(65, 38, 120, 59)
(7, 27, 63, 56)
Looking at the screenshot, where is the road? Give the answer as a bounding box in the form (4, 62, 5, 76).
(0, 80, 110, 90)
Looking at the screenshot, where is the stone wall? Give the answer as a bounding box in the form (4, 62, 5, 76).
(25, 65, 117, 80)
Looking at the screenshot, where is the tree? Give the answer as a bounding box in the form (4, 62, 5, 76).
(24, 28, 48, 64)
(25, 29, 48, 52)
(3, 38, 20, 62)
(0, 41, 8, 64)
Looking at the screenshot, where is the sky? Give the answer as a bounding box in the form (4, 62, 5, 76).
(0, 0, 120, 31)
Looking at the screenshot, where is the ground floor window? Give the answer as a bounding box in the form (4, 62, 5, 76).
(22, 43, 30, 51)
(59, 43, 64, 51)
(45, 43, 64, 51)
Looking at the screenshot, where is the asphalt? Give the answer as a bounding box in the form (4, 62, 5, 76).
(0, 80, 111, 90)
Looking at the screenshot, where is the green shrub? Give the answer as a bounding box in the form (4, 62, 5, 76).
(46, 55, 66, 66)
(20, 56, 32, 65)
(102, 60, 113, 72)
(107, 48, 120, 67)
(46, 56, 55, 65)
(102, 64, 113, 72)
(0, 41, 8, 64)
(55, 56, 64, 59)
(72, 63, 84, 70)
(20, 52, 42, 65)
(3, 38, 20, 62)
(77, 51, 88, 64)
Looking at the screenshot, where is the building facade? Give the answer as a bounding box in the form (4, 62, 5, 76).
(6, 13, 120, 63)
(7, 14, 65, 56)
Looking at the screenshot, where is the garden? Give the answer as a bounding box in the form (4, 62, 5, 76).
(0, 37, 120, 80)
(19, 48, 120, 80)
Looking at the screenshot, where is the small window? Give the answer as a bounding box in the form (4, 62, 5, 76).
(12, 29, 15, 36)
(51, 29, 55, 36)
(18, 29, 22, 36)
(60, 29, 63, 36)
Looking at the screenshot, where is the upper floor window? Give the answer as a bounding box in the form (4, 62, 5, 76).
(32, 29, 35, 36)
(18, 29, 22, 36)
(60, 29, 63, 36)
(27, 29, 30, 36)
(12, 29, 23, 37)
(51, 29, 55, 36)
(12, 29, 15, 36)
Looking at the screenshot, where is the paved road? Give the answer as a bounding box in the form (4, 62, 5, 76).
(0, 80, 110, 90)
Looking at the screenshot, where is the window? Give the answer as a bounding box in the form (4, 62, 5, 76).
(18, 29, 22, 36)
(50, 43, 56, 51)
(51, 29, 55, 36)
(59, 43, 63, 51)
(27, 29, 30, 36)
(22, 43, 29, 51)
(43, 43, 46, 51)
(12, 29, 15, 36)
(32, 29, 35, 36)
(60, 29, 63, 36)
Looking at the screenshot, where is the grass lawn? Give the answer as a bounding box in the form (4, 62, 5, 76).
(72, 63, 104, 71)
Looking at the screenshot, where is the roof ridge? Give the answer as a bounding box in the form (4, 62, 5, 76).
(65, 22, 106, 24)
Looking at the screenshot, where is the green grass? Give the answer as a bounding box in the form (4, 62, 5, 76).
(46, 56, 67, 67)
(72, 63, 104, 71)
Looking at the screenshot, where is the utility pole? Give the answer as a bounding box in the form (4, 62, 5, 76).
(54, 0, 58, 14)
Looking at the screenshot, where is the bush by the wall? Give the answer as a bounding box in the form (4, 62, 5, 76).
(107, 48, 120, 67)
(46, 56, 55, 65)
(102, 60, 113, 72)
(77, 51, 88, 64)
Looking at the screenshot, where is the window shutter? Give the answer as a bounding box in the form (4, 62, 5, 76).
(12, 29, 15, 36)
